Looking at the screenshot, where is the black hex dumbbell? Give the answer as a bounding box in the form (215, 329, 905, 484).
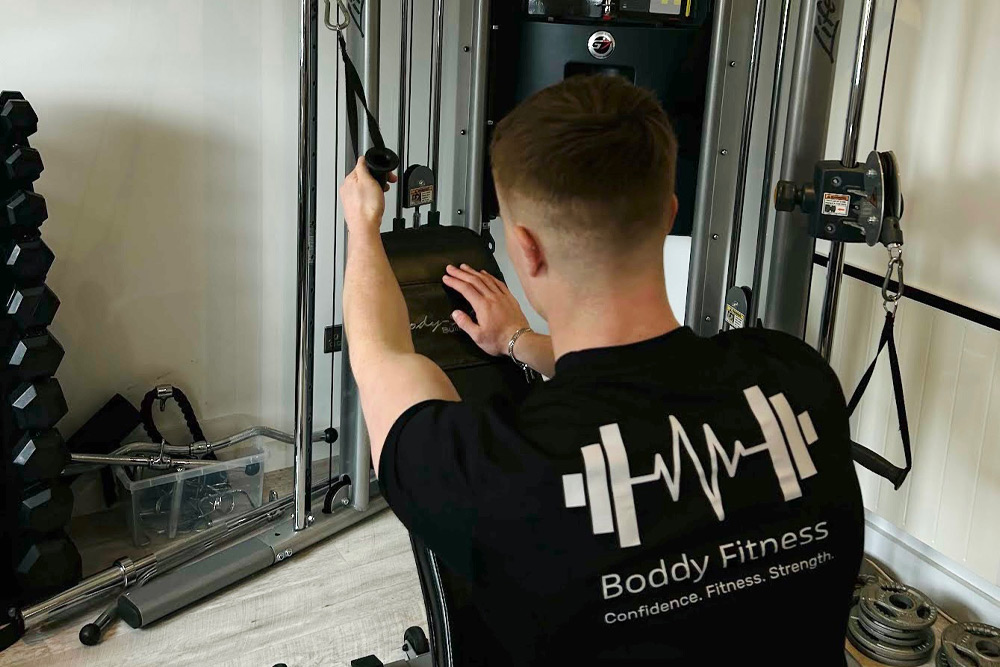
(2, 235, 55, 284)
(14, 531, 83, 595)
(6, 329, 65, 379)
(11, 429, 68, 483)
(10, 377, 68, 430)
(2, 145, 44, 187)
(18, 482, 74, 533)
(0, 92, 38, 145)
(4, 190, 48, 236)
(1, 280, 60, 330)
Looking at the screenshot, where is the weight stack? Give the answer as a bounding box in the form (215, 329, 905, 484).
(0, 91, 80, 609)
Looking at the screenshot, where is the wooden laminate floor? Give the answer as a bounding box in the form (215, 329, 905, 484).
(3, 466, 426, 667)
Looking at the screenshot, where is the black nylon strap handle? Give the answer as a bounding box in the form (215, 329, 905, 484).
(846, 312, 912, 489)
(337, 31, 386, 161)
(337, 32, 398, 189)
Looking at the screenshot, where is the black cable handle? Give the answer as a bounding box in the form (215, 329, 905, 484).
(336, 31, 398, 185)
(139, 386, 206, 445)
(847, 312, 912, 489)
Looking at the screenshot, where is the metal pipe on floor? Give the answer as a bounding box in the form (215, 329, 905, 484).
(20, 556, 153, 630)
(817, 0, 878, 360)
(18, 479, 334, 631)
(118, 494, 388, 629)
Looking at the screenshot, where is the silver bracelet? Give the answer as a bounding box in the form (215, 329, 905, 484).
(507, 327, 533, 372)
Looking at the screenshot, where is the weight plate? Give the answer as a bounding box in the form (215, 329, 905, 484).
(857, 603, 932, 644)
(847, 610, 936, 666)
(941, 622, 1000, 667)
(858, 582, 938, 633)
(937, 647, 951, 666)
(850, 638, 935, 667)
(854, 573, 882, 604)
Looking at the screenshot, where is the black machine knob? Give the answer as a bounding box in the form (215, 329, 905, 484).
(365, 147, 399, 188)
(774, 180, 801, 212)
(774, 180, 816, 215)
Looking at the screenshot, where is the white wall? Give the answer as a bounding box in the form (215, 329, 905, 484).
(0, 0, 496, 515)
(824, 0, 1000, 318)
(809, 0, 1000, 597)
(1, 2, 339, 497)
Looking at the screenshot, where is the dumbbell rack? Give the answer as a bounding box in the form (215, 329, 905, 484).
(0, 91, 80, 608)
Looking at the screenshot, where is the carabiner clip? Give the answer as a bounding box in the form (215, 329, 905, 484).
(324, 0, 351, 32)
(881, 246, 905, 313)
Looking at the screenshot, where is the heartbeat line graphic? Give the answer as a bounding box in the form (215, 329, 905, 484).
(629, 417, 770, 522)
(561, 386, 820, 548)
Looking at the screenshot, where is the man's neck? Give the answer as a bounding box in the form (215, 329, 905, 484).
(546, 273, 681, 361)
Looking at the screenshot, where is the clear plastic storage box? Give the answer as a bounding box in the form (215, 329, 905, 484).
(114, 415, 269, 547)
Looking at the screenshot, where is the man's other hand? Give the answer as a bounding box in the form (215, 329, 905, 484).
(341, 156, 398, 236)
(443, 264, 530, 357)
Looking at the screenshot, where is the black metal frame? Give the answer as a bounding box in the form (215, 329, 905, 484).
(813, 254, 1000, 334)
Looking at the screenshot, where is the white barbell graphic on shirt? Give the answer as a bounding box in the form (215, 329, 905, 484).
(561, 386, 820, 549)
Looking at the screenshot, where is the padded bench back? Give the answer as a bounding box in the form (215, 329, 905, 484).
(382, 224, 532, 666)
(382, 225, 530, 405)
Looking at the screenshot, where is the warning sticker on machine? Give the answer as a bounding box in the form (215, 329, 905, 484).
(822, 193, 850, 217)
(408, 185, 434, 207)
(725, 304, 745, 329)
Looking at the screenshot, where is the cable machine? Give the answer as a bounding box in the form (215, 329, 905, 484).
(481, 1, 714, 239)
(0, 0, 912, 659)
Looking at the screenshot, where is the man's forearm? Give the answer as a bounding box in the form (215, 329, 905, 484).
(515, 331, 556, 378)
(343, 230, 413, 365)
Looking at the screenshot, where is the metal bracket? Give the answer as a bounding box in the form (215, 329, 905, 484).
(324, 325, 344, 353)
(155, 384, 174, 412)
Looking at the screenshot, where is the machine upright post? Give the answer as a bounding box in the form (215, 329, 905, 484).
(748, 0, 793, 324)
(428, 0, 445, 211)
(395, 0, 412, 221)
(723, 0, 766, 297)
(685, 0, 732, 334)
(817, 0, 878, 360)
(340, 0, 381, 512)
(293, 0, 320, 531)
(465, 0, 490, 232)
(762, 0, 844, 337)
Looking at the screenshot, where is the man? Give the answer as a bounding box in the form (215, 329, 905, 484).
(341, 75, 863, 665)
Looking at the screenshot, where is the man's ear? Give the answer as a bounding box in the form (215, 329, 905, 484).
(664, 194, 679, 236)
(512, 224, 546, 278)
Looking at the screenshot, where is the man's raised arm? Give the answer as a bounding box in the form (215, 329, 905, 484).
(340, 157, 460, 475)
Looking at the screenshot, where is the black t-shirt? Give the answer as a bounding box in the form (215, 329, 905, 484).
(380, 327, 864, 666)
